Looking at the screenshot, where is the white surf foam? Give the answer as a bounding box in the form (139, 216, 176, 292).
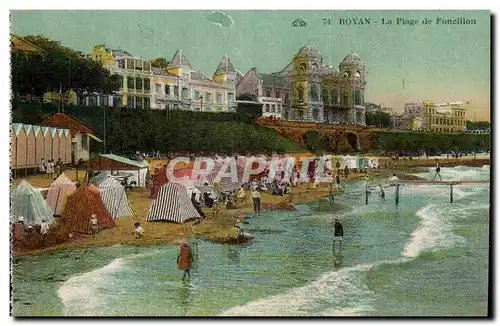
(220, 262, 377, 316)
(57, 258, 123, 316)
(58, 249, 165, 316)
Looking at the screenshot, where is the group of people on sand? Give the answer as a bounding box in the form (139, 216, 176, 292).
(12, 216, 51, 251)
(39, 158, 64, 180)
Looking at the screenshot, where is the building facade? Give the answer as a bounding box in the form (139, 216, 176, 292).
(69, 46, 240, 112)
(237, 44, 367, 125)
(404, 101, 467, 132)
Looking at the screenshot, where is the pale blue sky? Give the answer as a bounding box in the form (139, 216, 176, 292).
(11, 10, 491, 120)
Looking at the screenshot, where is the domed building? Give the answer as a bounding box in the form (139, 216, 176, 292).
(236, 44, 367, 125)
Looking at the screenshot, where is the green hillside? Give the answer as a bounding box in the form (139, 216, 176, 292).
(11, 101, 306, 155)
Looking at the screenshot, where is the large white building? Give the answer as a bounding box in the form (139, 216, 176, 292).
(70, 45, 241, 112)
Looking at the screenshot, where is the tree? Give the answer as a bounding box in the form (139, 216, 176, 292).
(11, 35, 120, 100)
(365, 110, 391, 128)
(151, 57, 170, 68)
(465, 120, 490, 130)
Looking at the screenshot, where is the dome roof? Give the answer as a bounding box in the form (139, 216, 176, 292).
(297, 44, 321, 56)
(342, 53, 362, 62)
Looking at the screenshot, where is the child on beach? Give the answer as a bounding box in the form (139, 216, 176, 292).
(133, 222, 145, 238)
(88, 214, 100, 236)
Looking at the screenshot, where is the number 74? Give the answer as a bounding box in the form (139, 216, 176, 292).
(323, 18, 331, 25)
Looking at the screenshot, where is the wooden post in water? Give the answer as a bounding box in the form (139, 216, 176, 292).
(365, 190, 369, 205)
(395, 184, 400, 206)
(450, 184, 453, 203)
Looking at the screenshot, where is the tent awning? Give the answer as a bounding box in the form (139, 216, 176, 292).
(88, 133, 103, 142)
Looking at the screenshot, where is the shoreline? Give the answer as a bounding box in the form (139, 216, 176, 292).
(12, 157, 489, 258)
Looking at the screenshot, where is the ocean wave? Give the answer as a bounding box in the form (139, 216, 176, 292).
(219, 262, 377, 316)
(57, 249, 166, 316)
(402, 203, 466, 259)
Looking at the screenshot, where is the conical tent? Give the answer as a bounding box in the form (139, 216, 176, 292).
(45, 173, 76, 216)
(60, 185, 115, 234)
(93, 176, 134, 219)
(10, 180, 52, 225)
(147, 182, 201, 223)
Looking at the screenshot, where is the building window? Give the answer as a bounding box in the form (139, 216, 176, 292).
(174, 86, 179, 97)
(322, 89, 329, 104)
(298, 86, 304, 102)
(271, 104, 276, 113)
(126, 96, 134, 108)
(99, 95, 107, 106)
(266, 89, 271, 97)
(136, 97, 143, 109)
(143, 61, 151, 72)
(127, 76, 134, 89)
(278, 105, 282, 113)
(118, 60, 125, 69)
(182, 87, 189, 99)
(81, 135, 88, 151)
(276, 90, 281, 99)
(206, 93, 212, 103)
(265, 104, 270, 112)
(354, 90, 362, 105)
(126, 59, 134, 70)
(310, 86, 318, 101)
(342, 93, 348, 106)
(312, 108, 319, 121)
(77, 96, 84, 106)
(113, 95, 121, 107)
(194, 91, 200, 100)
(134, 60, 143, 71)
(285, 92, 289, 103)
(89, 95, 97, 107)
(135, 77, 142, 90)
(144, 97, 150, 109)
(165, 85, 170, 95)
(155, 84, 161, 94)
(228, 92, 234, 102)
(216, 93, 222, 104)
(144, 78, 150, 91)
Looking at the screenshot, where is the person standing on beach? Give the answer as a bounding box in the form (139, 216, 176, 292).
(39, 158, 46, 177)
(433, 161, 442, 181)
(177, 241, 193, 281)
(343, 165, 349, 179)
(40, 218, 50, 247)
(252, 188, 261, 213)
(333, 219, 344, 252)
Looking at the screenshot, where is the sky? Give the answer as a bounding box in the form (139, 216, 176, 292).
(10, 10, 491, 121)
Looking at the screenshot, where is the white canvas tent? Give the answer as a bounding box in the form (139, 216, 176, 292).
(93, 176, 134, 219)
(147, 182, 200, 223)
(11, 180, 53, 225)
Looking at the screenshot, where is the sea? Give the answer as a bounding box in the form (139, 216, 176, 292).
(11, 165, 490, 316)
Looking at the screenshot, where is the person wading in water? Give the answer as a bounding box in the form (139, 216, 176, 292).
(333, 218, 344, 252)
(433, 160, 443, 181)
(378, 184, 385, 201)
(177, 241, 193, 281)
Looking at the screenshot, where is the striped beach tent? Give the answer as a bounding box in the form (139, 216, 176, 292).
(45, 173, 76, 216)
(96, 177, 134, 219)
(10, 180, 53, 225)
(147, 182, 200, 223)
